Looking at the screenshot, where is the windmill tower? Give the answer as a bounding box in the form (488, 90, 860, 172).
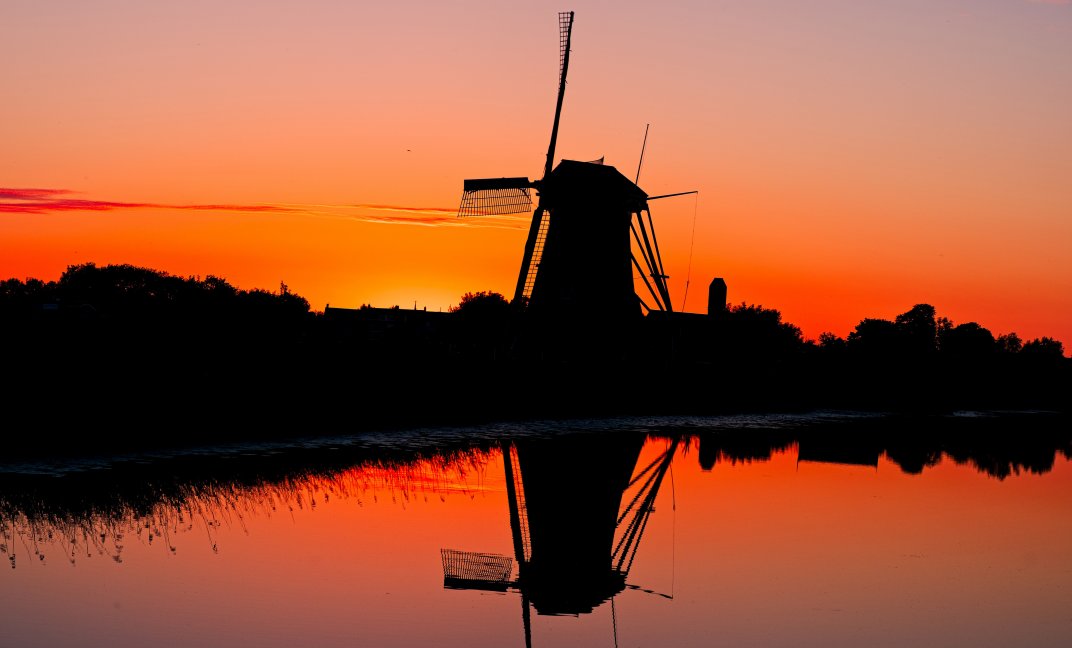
(458, 12, 673, 329)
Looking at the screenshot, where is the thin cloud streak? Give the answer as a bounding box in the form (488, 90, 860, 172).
(0, 188, 294, 215)
(297, 205, 526, 230)
(350, 204, 458, 216)
(0, 187, 526, 229)
(0, 188, 70, 201)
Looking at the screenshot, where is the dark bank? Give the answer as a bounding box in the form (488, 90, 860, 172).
(1, 262, 1069, 459)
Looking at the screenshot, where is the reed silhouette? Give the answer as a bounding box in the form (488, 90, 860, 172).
(0, 436, 498, 569)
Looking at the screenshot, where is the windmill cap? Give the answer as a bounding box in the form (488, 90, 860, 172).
(545, 159, 648, 209)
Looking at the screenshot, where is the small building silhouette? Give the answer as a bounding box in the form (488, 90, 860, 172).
(708, 278, 727, 316)
(323, 305, 448, 342)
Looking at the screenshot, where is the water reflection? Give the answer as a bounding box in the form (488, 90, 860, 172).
(2, 413, 1069, 572)
(1, 412, 1070, 647)
(442, 434, 675, 646)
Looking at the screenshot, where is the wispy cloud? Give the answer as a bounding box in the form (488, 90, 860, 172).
(349, 204, 458, 216)
(0, 188, 293, 215)
(0, 187, 527, 229)
(0, 188, 69, 201)
(343, 204, 526, 229)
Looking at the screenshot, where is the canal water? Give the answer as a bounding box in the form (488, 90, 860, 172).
(2, 411, 1070, 647)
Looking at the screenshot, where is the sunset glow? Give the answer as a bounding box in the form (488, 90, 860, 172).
(3, 1, 1070, 344)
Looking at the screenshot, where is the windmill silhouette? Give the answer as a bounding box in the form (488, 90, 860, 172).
(457, 11, 673, 324)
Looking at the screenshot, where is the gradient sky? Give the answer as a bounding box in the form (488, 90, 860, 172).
(3, 0, 1070, 345)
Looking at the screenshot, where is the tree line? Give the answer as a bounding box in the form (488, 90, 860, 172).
(0, 264, 1067, 452)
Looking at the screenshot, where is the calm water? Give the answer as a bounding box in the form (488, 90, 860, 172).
(2, 412, 1070, 647)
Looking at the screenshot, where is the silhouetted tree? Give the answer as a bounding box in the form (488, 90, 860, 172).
(3, 263, 314, 376)
(996, 332, 1023, 354)
(846, 304, 947, 358)
(712, 303, 804, 361)
(1021, 337, 1064, 359)
(894, 304, 939, 354)
(448, 291, 512, 362)
(940, 322, 996, 358)
(450, 291, 510, 318)
(818, 332, 847, 351)
(847, 317, 900, 354)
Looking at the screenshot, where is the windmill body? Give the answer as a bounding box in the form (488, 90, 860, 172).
(528, 160, 646, 326)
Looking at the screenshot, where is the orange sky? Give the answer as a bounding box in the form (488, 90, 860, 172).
(3, 1, 1070, 346)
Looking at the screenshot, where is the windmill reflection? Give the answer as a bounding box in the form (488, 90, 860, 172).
(442, 433, 679, 644)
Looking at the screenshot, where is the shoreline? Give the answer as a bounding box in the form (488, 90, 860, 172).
(3, 405, 1067, 469)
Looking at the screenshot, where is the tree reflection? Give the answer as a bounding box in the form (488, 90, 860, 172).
(692, 412, 1071, 480)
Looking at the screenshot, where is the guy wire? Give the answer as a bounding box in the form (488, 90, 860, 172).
(680, 192, 699, 311)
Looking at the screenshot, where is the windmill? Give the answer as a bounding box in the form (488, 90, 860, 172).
(457, 11, 674, 322)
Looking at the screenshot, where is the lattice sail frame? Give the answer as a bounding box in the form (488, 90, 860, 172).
(458, 178, 533, 217)
(558, 11, 572, 78)
(441, 548, 515, 591)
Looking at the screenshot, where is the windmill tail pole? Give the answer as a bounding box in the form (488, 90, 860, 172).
(544, 11, 574, 180)
(635, 123, 650, 184)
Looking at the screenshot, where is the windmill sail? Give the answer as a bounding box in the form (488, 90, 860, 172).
(458, 177, 533, 217)
(516, 209, 549, 302)
(543, 11, 574, 181)
(512, 11, 575, 304)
